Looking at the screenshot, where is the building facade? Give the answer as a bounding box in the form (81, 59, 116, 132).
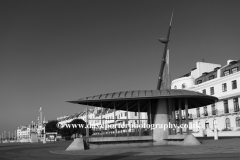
(171, 60, 240, 134)
(17, 122, 43, 141)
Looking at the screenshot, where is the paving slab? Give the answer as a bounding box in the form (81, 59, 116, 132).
(50, 138, 240, 156)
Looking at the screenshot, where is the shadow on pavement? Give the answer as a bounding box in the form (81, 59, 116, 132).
(90, 152, 141, 160)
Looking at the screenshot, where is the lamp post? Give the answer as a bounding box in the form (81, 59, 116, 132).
(42, 117, 47, 144)
(33, 122, 36, 132)
(31, 121, 33, 132)
(39, 107, 42, 127)
(4, 131, 5, 141)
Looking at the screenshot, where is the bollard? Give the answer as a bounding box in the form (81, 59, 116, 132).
(214, 128, 218, 140)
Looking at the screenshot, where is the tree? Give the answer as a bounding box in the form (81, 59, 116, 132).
(59, 126, 72, 140)
(45, 120, 59, 133)
(59, 119, 93, 140)
(69, 119, 93, 137)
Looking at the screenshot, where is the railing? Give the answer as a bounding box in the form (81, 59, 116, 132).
(91, 129, 151, 137)
(192, 108, 240, 118)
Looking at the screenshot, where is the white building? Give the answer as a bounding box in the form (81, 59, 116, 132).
(17, 125, 31, 140)
(57, 107, 148, 136)
(17, 122, 44, 141)
(171, 60, 240, 134)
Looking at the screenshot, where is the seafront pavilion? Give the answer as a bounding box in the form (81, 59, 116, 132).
(68, 89, 218, 146)
(67, 12, 218, 148)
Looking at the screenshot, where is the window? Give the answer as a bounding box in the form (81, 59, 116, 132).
(225, 118, 231, 128)
(174, 85, 177, 89)
(222, 83, 227, 92)
(135, 112, 137, 116)
(182, 83, 186, 89)
(212, 104, 216, 115)
(213, 119, 217, 129)
(224, 70, 230, 76)
(197, 80, 202, 84)
(232, 67, 238, 74)
(196, 108, 200, 117)
(198, 121, 201, 129)
(224, 100, 229, 113)
(236, 117, 240, 127)
(202, 89, 206, 94)
(233, 98, 239, 112)
(232, 80, 237, 89)
(210, 87, 214, 95)
(125, 112, 127, 116)
(209, 75, 214, 80)
(204, 106, 208, 116)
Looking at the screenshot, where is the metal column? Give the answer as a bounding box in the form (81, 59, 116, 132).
(149, 100, 152, 136)
(126, 101, 129, 137)
(114, 102, 116, 137)
(172, 99, 176, 135)
(100, 103, 103, 137)
(138, 101, 141, 136)
(178, 99, 183, 135)
(86, 106, 89, 138)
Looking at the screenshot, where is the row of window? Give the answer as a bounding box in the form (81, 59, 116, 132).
(224, 117, 240, 128)
(104, 112, 135, 121)
(196, 98, 240, 117)
(223, 67, 238, 76)
(197, 75, 215, 85)
(196, 66, 238, 85)
(223, 98, 240, 113)
(174, 83, 186, 89)
(202, 80, 237, 95)
(92, 112, 140, 123)
(176, 79, 237, 91)
(200, 117, 240, 130)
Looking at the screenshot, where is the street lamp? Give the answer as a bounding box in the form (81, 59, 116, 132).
(42, 117, 47, 144)
(15, 130, 17, 141)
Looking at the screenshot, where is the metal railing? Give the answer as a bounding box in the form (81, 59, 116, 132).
(91, 128, 151, 137)
(192, 108, 240, 118)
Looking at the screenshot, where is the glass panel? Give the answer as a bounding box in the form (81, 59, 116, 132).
(224, 100, 229, 113)
(234, 98, 239, 112)
(224, 70, 230, 76)
(232, 80, 237, 89)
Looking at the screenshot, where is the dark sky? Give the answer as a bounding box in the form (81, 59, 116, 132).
(1, 0, 240, 134)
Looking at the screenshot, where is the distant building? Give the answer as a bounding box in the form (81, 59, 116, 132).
(17, 123, 43, 141)
(17, 125, 31, 140)
(57, 107, 148, 136)
(171, 60, 240, 134)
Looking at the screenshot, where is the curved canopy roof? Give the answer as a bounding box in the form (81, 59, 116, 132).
(68, 89, 218, 111)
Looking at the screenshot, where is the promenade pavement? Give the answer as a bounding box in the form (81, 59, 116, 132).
(0, 138, 240, 160)
(52, 138, 240, 156)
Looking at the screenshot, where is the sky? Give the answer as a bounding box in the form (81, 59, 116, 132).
(1, 0, 240, 134)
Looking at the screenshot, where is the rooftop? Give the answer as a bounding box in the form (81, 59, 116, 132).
(68, 89, 218, 111)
